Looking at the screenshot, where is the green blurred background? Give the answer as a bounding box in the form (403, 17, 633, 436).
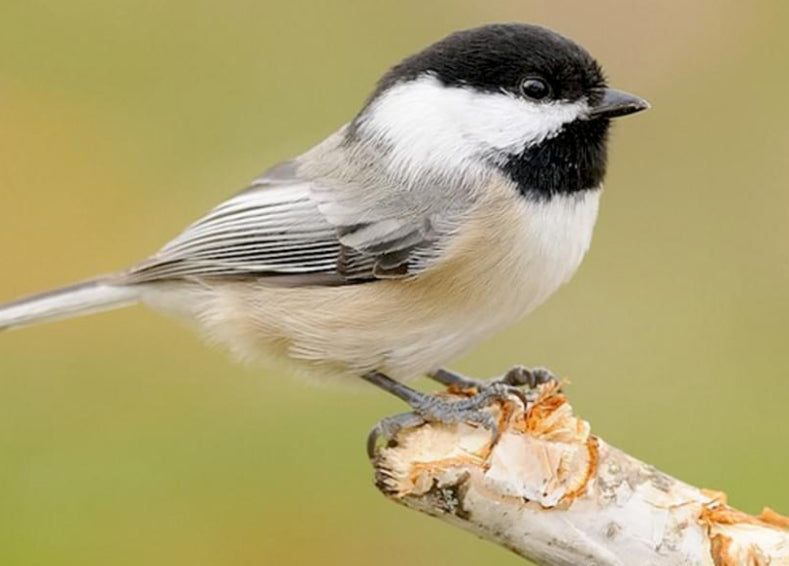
(1, 1, 788, 564)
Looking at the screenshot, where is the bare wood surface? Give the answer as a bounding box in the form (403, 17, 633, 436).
(370, 379, 789, 565)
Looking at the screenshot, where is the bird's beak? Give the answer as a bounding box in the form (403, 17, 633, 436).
(587, 88, 650, 119)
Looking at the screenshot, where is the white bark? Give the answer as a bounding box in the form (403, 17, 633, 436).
(371, 382, 789, 565)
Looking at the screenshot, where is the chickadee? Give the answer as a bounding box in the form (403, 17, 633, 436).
(0, 23, 648, 436)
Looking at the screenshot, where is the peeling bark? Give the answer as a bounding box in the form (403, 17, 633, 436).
(371, 381, 789, 566)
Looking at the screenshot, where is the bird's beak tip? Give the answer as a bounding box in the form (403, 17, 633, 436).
(589, 88, 650, 119)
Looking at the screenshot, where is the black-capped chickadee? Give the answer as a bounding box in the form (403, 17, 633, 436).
(0, 23, 648, 437)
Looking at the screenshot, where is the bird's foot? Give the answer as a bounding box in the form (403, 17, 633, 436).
(428, 365, 560, 402)
(365, 369, 549, 459)
(367, 385, 511, 459)
(498, 365, 560, 390)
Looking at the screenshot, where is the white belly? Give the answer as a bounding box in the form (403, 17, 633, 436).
(379, 188, 602, 377)
(146, 187, 601, 382)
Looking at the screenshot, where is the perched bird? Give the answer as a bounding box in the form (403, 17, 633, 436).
(0, 23, 648, 438)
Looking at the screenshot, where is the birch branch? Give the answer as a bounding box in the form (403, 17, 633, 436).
(369, 378, 789, 566)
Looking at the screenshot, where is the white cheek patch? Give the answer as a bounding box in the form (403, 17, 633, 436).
(359, 75, 587, 177)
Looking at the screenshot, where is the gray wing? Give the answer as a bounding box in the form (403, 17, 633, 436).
(123, 155, 472, 286)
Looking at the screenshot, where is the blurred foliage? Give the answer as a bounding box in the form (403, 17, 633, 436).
(1, 1, 788, 564)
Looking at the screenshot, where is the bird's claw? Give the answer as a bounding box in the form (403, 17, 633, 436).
(367, 411, 425, 459)
(429, 365, 560, 400)
(499, 365, 558, 389)
(368, 366, 561, 459)
(368, 382, 522, 458)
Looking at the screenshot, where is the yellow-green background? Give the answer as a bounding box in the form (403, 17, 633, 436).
(1, 2, 787, 564)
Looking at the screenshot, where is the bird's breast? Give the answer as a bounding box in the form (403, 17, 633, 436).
(431, 183, 601, 318)
(355, 183, 603, 377)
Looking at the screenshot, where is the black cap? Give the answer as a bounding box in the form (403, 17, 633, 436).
(370, 23, 607, 104)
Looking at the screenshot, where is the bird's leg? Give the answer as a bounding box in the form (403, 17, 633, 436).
(428, 365, 559, 392)
(363, 371, 511, 458)
(364, 367, 562, 458)
(426, 367, 481, 390)
(426, 365, 561, 410)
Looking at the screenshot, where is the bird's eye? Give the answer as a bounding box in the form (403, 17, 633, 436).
(520, 77, 552, 101)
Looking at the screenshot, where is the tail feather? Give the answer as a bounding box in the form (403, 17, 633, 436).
(0, 279, 140, 331)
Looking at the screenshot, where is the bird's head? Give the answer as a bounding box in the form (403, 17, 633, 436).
(350, 23, 649, 199)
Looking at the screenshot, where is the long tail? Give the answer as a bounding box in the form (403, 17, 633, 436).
(0, 278, 140, 331)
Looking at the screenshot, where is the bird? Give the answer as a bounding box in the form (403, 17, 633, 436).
(0, 23, 648, 441)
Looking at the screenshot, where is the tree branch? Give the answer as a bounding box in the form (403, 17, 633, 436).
(370, 378, 789, 565)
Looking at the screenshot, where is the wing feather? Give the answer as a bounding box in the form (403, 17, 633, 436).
(124, 180, 343, 282)
(122, 132, 478, 285)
